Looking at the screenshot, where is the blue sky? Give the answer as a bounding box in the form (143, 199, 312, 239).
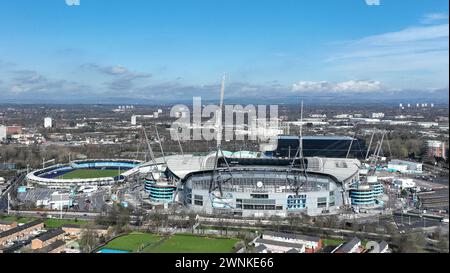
(0, 0, 448, 103)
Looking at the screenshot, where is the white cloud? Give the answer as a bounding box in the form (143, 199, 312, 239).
(326, 20, 449, 90)
(107, 65, 129, 75)
(292, 80, 382, 93)
(10, 84, 30, 93)
(421, 13, 449, 25)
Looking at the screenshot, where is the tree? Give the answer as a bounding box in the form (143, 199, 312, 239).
(393, 232, 426, 253)
(434, 228, 449, 253)
(401, 189, 409, 198)
(79, 226, 99, 253)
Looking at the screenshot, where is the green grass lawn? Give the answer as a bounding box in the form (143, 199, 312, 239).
(0, 216, 89, 228)
(103, 232, 161, 252)
(144, 234, 239, 253)
(323, 238, 346, 247)
(58, 169, 124, 179)
(0, 215, 36, 224)
(44, 218, 89, 228)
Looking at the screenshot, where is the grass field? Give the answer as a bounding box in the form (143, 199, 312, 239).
(103, 232, 162, 252)
(0, 216, 89, 228)
(58, 169, 124, 179)
(323, 238, 346, 247)
(143, 234, 239, 253)
(100, 233, 239, 253)
(0, 215, 35, 224)
(43, 218, 89, 228)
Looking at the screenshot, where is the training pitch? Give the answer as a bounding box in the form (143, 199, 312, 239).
(100, 233, 239, 253)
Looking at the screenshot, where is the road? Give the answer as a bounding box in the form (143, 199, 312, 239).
(0, 173, 26, 211)
(8, 210, 101, 221)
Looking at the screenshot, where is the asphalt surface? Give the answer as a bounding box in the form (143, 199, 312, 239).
(0, 173, 26, 211)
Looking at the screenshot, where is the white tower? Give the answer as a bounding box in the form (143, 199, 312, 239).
(44, 117, 53, 128)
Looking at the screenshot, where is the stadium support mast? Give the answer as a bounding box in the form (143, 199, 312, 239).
(217, 74, 226, 148)
(142, 127, 157, 165)
(368, 131, 385, 175)
(174, 130, 184, 158)
(209, 74, 233, 197)
(154, 124, 166, 164)
(7, 193, 10, 215)
(287, 99, 308, 194)
(365, 132, 375, 160)
(346, 131, 357, 159)
(299, 100, 308, 180)
(299, 100, 304, 157)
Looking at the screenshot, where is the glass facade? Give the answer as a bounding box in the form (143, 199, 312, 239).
(287, 194, 307, 210)
(271, 136, 367, 159)
(144, 178, 176, 203)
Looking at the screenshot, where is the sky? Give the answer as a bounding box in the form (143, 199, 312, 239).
(0, 0, 448, 104)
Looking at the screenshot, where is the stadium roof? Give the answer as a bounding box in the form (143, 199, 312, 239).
(278, 135, 355, 141)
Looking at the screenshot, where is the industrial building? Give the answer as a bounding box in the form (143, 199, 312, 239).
(393, 178, 416, 189)
(416, 189, 449, 210)
(387, 160, 423, 174)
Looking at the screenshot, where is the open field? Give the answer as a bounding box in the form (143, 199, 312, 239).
(143, 234, 239, 253)
(0, 215, 35, 224)
(43, 218, 89, 228)
(103, 232, 161, 252)
(100, 233, 240, 253)
(0, 215, 88, 228)
(322, 238, 346, 247)
(57, 169, 123, 179)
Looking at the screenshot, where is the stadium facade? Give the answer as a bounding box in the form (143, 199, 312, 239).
(150, 152, 361, 217)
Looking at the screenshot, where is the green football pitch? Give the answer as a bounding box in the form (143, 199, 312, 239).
(103, 232, 161, 252)
(58, 169, 124, 179)
(143, 234, 239, 253)
(100, 233, 239, 253)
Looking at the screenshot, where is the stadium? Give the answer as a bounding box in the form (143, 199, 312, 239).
(147, 152, 361, 217)
(25, 159, 142, 189)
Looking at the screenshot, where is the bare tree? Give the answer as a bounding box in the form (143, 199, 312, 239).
(79, 226, 99, 253)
